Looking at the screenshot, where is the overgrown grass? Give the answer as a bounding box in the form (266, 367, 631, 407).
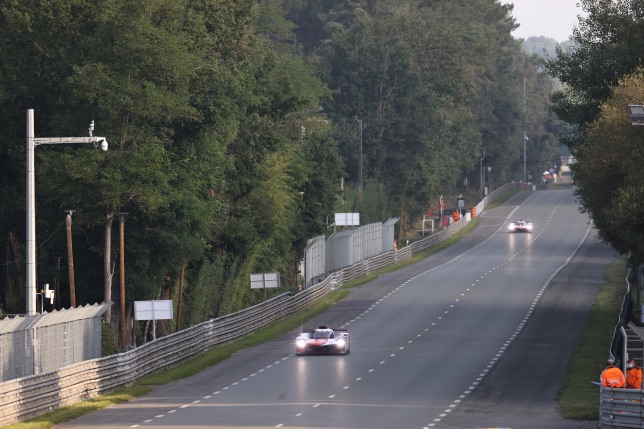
(558, 256, 627, 419)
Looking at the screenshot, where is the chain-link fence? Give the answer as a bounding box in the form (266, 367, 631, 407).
(0, 303, 110, 382)
(305, 218, 398, 288)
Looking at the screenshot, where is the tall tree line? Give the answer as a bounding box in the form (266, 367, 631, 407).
(0, 0, 559, 343)
(285, 0, 561, 229)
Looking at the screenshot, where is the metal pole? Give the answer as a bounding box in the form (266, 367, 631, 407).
(621, 325, 628, 375)
(26, 109, 36, 315)
(25, 109, 107, 316)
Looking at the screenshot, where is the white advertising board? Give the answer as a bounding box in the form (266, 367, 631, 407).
(250, 272, 280, 289)
(134, 300, 173, 321)
(335, 212, 360, 226)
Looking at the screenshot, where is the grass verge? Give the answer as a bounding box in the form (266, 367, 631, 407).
(558, 256, 627, 419)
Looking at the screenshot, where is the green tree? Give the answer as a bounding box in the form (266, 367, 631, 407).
(309, 0, 543, 230)
(0, 0, 331, 329)
(572, 68, 644, 259)
(546, 0, 644, 149)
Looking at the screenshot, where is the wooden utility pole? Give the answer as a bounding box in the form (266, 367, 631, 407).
(119, 213, 128, 352)
(104, 212, 114, 322)
(55, 256, 61, 309)
(357, 119, 363, 203)
(176, 260, 185, 332)
(65, 210, 76, 307)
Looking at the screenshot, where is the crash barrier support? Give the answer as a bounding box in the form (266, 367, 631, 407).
(0, 182, 525, 425)
(600, 387, 644, 428)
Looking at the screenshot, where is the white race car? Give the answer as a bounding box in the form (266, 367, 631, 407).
(295, 325, 350, 356)
(508, 219, 533, 233)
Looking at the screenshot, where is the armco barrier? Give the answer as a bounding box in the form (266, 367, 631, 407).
(0, 182, 525, 425)
(600, 387, 644, 428)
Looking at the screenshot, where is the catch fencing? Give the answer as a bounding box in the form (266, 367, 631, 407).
(306, 218, 399, 288)
(0, 182, 523, 425)
(0, 304, 110, 382)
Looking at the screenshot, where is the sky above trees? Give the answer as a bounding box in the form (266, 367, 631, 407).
(501, 0, 585, 42)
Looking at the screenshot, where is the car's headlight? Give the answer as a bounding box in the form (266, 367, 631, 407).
(509, 224, 515, 230)
(336, 338, 346, 348)
(296, 338, 307, 348)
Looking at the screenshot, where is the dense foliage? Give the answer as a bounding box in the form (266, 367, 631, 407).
(0, 0, 560, 343)
(546, 0, 644, 261)
(285, 0, 562, 230)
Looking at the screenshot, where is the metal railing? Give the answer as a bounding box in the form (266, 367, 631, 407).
(600, 387, 644, 428)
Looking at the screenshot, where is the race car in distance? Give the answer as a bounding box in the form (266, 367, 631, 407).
(295, 325, 350, 356)
(508, 219, 533, 233)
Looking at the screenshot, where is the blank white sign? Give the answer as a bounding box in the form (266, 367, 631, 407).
(134, 300, 173, 321)
(335, 213, 360, 226)
(250, 272, 280, 289)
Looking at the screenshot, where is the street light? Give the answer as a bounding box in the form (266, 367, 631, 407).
(628, 104, 644, 125)
(26, 109, 108, 315)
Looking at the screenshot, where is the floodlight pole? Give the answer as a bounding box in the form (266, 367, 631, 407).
(26, 110, 36, 316)
(25, 109, 107, 315)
